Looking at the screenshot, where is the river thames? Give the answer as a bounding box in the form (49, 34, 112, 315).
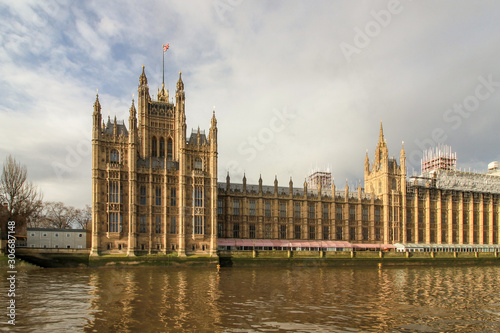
(1, 264, 500, 332)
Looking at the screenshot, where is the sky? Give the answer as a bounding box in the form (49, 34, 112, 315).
(1, 0, 500, 208)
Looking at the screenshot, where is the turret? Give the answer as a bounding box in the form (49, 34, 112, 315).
(289, 177, 293, 196)
(274, 175, 278, 195)
(365, 150, 370, 173)
(242, 173, 247, 193)
(92, 93, 102, 139)
(400, 141, 406, 174)
(175, 72, 186, 152)
(113, 116, 118, 137)
(209, 110, 217, 145)
(226, 172, 230, 192)
(331, 177, 336, 198)
(128, 99, 137, 140)
(258, 174, 263, 193)
(138, 66, 150, 157)
(303, 179, 308, 197)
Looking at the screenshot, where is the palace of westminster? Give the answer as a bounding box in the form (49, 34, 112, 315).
(91, 66, 500, 255)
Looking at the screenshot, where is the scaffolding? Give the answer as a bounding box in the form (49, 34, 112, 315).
(421, 144, 457, 174)
(307, 168, 332, 190)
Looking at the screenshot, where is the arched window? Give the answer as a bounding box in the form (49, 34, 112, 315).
(392, 179, 397, 190)
(159, 137, 165, 157)
(194, 158, 202, 171)
(167, 138, 173, 160)
(152, 136, 157, 157)
(110, 150, 119, 163)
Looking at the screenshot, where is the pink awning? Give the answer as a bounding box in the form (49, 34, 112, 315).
(352, 243, 396, 249)
(217, 238, 355, 249)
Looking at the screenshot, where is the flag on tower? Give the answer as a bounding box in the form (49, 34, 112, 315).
(163, 43, 169, 52)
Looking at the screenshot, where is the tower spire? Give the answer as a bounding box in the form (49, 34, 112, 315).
(379, 121, 384, 143)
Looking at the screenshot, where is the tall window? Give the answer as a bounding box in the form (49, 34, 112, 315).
(194, 158, 203, 171)
(322, 226, 329, 240)
(249, 200, 256, 216)
(349, 207, 356, 221)
(194, 187, 203, 207)
(139, 215, 146, 233)
(336, 206, 343, 220)
(294, 225, 301, 239)
(362, 228, 369, 241)
(170, 188, 176, 206)
(232, 223, 240, 238)
(265, 201, 271, 217)
(362, 207, 368, 221)
(140, 186, 146, 205)
(110, 149, 119, 163)
(265, 224, 271, 238)
(109, 213, 122, 233)
(323, 205, 329, 220)
(336, 226, 343, 240)
(350, 227, 356, 240)
(195, 216, 204, 234)
(152, 136, 157, 157)
(233, 200, 240, 215)
(309, 225, 315, 240)
(218, 223, 224, 238)
(167, 138, 173, 159)
(375, 207, 381, 223)
(407, 208, 413, 224)
(249, 224, 256, 239)
(170, 217, 177, 234)
(159, 137, 165, 157)
(155, 187, 162, 206)
(407, 228, 412, 242)
(430, 210, 436, 226)
(294, 203, 301, 218)
(279, 225, 287, 239)
(279, 202, 286, 217)
(109, 182, 119, 203)
(375, 228, 381, 241)
(155, 216, 162, 233)
(217, 198, 223, 215)
(309, 204, 315, 219)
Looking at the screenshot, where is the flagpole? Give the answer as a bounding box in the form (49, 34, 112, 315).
(162, 45, 165, 85)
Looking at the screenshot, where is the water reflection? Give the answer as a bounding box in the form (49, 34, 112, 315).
(1, 265, 499, 332)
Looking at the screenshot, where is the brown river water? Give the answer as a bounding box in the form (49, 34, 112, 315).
(1, 264, 500, 332)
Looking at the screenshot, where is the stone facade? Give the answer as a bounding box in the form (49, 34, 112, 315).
(217, 123, 500, 245)
(91, 69, 499, 255)
(91, 67, 218, 256)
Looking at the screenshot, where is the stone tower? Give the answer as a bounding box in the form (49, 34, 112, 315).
(91, 67, 217, 256)
(364, 122, 405, 242)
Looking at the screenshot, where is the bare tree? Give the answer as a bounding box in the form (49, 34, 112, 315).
(74, 205, 92, 230)
(0, 155, 43, 237)
(41, 201, 78, 229)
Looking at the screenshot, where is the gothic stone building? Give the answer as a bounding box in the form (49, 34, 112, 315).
(217, 124, 500, 246)
(92, 69, 500, 256)
(91, 67, 218, 256)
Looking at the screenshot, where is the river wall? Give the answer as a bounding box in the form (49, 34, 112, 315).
(2, 248, 499, 268)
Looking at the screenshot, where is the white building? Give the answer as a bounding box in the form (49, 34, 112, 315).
(27, 228, 90, 249)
